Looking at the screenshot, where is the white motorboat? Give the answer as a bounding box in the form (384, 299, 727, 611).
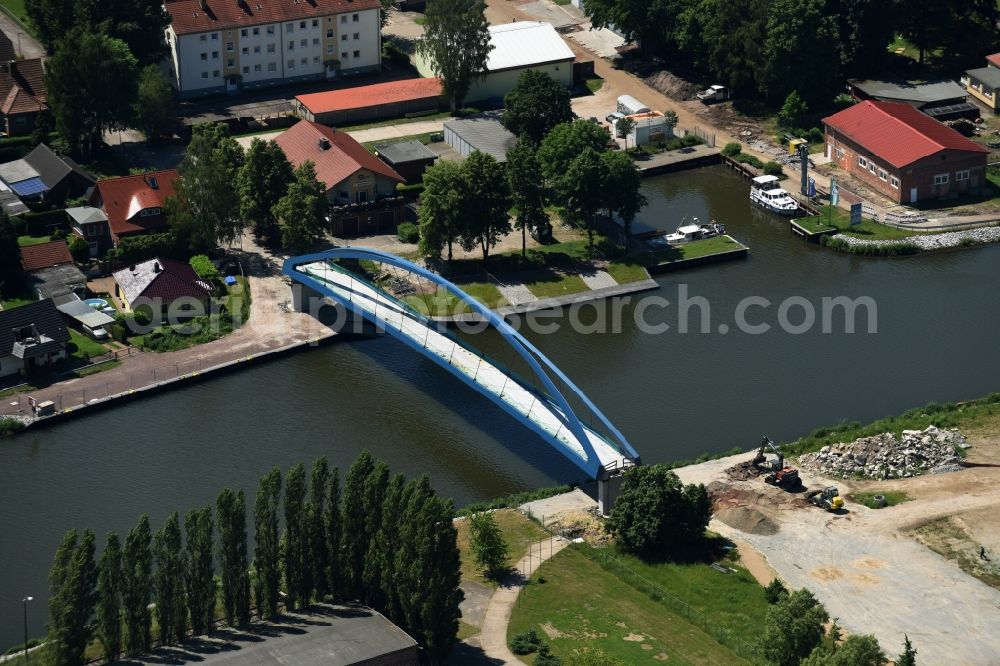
(661, 218, 727, 245)
(750, 175, 799, 215)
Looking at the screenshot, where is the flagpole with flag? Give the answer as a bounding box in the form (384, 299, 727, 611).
(829, 178, 838, 227)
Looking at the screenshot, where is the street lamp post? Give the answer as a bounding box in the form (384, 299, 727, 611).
(22, 596, 32, 664)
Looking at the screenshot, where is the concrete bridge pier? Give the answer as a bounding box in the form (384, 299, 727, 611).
(291, 283, 327, 314)
(597, 468, 626, 517)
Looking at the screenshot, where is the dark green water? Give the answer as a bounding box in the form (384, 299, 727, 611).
(2, 165, 999, 644)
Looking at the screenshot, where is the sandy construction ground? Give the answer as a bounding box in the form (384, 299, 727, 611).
(672, 427, 1000, 666)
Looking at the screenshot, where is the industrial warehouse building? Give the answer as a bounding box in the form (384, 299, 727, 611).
(415, 21, 574, 104)
(443, 118, 517, 162)
(294, 77, 443, 125)
(823, 100, 989, 204)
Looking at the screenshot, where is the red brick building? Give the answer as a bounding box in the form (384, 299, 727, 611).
(823, 100, 989, 204)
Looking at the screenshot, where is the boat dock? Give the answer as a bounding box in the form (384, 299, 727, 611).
(636, 145, 722, 176)
(644, 235, 750, 274)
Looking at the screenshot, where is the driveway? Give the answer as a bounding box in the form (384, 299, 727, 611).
(0, 10, 44, 59)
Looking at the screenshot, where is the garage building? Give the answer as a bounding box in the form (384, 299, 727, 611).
(443, 118, 517, 162)
(294, 78, 443, 126)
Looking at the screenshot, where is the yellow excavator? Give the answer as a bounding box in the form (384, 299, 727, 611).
(806, 486, 845, 512)
(751, 437, 801, 489)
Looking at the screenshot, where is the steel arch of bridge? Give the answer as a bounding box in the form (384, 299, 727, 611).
(283, 248, 639, 480)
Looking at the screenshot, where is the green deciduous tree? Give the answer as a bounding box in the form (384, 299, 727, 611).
(506, 141, 550, 255)
(379, 473, 409, 621)
(0, 213, 22, 297)
(238, 139, 294, 245)
(272, 161, 328, 254)
(417, 0, 492, 112)
(341, 450, 375, 600)
(170, 123, 245, 253)
(601, 150, 646, 247)
(470, 512, 508, 579)
(96, 532, 123, 662)
(29, 0, 171, 66)
(760, 0, 841, 106)
(605, 464, 711, 557)
(325, 467, 343, 598)
(134, 65, 175, 142)
(760, 588, 830, 666)
(45, 29, 138, 158)
(153, 512, 187, 644)
(503, 70, 575, 144)
(216, 488, 251, 627)
(47, 529, 97, 666)
(123, 515, 153, 655)
(459, 151, 512, 261)
(362, 461, 391, 608)
(283, 463, 309, 609)
(538, 120, 611, 186)
(828, 0, 895, 77)
(254, 467, 282, 620)
(307, 457, 330, 601)
(801, 634, 887, 666)
(184, 506, 215, 635)
(561, 148, 606, 251)
(777, 90, 809, 129)
(417, 160, 464, 260)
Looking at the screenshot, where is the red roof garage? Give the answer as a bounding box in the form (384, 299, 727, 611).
(295, 78, 443, 126)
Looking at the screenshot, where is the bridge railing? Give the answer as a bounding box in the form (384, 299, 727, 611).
(305, 259, 630, 458)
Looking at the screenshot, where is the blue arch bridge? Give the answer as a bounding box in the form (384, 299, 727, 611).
(283, 248, 640, 514)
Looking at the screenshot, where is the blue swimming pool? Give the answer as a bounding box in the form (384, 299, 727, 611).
(84, 298, 108, 309)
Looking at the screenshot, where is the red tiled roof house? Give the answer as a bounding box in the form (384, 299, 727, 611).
(823, 101, 990, 204)
(113, 257, 212, 318)
(0, 57, 48, 137)
(89, 170, 179, 247)
(163, 0, 383, 98)
(274, 119, 404, 236)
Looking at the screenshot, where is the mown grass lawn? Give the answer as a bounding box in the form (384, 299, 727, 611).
(525, 273, 589, 299)
(404, 282, 507, 316)
(508, 546, 748, 665)
(0, 292, 35, 310)
(794, 216, 836, 234)
(644, 235, 745, 265)
(67, 330, 107, 361)
(817, 205, 934, 240)
(18, 234, 52, 247)
(0, 0, 29, 24)
(605, 260, 649, 284)
(455, 508, 547, 588)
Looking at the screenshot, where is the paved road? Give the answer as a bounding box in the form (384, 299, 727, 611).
(0, 10, 44, 59)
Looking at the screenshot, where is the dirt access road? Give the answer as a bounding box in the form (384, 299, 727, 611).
(673, 430, 1000, 666)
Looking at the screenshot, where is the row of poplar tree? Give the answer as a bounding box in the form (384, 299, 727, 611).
(46, 451, 463, 665)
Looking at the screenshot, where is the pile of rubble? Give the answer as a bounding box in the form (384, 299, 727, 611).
(798, 426, 969, 479)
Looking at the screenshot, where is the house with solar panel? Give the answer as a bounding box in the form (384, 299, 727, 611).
(0, 144, 95, 206)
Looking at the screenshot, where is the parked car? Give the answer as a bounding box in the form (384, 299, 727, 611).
(606, 111, 625, 124)
(697, 85, 729, 103)
(84, 324, 109, 340)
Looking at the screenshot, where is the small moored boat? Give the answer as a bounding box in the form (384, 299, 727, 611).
(750, 175, 799, 215)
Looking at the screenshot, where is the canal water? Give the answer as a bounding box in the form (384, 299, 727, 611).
(2, 165, 999, 644)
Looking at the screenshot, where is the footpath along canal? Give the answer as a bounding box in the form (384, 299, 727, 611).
(2, 165, 1000, 645)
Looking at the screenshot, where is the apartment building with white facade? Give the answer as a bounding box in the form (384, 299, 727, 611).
(164, 0, 382, 98)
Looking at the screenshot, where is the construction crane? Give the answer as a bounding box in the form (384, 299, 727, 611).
(751, 437, 801, 489)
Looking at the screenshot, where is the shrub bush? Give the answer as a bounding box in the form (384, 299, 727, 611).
(511, 629, 544, 655)
(736, 153, 765, 169)
(189, 254, 220, 280)
(722, 142, 741, 157)
(807, 127, 824, 143)
(397, 221, 419, 243)
(112, 232, 183, 265)
(763, 161, 784, 177)
(22, 209, 68, 236)
(68, 235, 90, 263)
(0, 417, 25, 437)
